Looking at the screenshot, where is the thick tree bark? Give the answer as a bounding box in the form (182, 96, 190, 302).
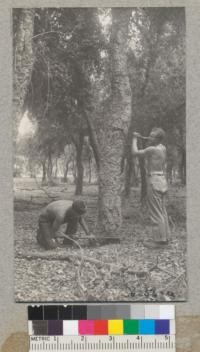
(75, 134, 84, 195)
(97, 9, 132, 237)
(13, 9, 35, 124)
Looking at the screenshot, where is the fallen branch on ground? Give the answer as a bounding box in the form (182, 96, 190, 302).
(16, 250, 114, 268)
(59, 233, 87, 294)
(16, 250, 152, 279)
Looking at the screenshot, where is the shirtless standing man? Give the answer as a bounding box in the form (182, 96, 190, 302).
(132, 128, 170, 249)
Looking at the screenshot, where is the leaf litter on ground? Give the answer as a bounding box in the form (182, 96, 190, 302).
(14, 178, 187, 302)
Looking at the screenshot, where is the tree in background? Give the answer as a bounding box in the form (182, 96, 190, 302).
(13, 9, 35, 132)
(122, 8, 185, 203)
(20, 8, 104, 193)
(13, 7, 186, 238)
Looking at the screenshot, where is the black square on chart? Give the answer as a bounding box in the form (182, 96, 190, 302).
(58, 305, 73, 320)
(28, 306, 43, 320)
(44, 305, 59, 320)
(72, 305, 87, 320)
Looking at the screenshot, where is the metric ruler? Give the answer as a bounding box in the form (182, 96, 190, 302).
(28, 305, 176, 352)
(29, 335, 175, 351)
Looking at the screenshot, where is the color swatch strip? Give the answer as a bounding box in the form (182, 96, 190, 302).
(28, 304, 175, 321)
(28, 319, 175, 336)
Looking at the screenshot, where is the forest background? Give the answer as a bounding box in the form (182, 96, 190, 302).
(13, 8, 186, 302)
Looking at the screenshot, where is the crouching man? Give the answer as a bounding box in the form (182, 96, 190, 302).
(36, 199, 93, 250)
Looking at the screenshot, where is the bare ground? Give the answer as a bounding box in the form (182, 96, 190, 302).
(14, 177, 187, 302)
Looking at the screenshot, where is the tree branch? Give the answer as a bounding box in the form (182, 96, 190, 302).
(32, 30, 60, 39)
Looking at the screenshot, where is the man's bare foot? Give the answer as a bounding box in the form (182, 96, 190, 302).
(63, 239, 74, 246)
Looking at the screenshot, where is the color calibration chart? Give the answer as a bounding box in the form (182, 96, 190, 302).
(28, 304, 176, 351)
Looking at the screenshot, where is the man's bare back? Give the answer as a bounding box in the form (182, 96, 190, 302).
(145, 144, 166, 174)
(40, 200, 73, 223)
(37, 200, 92, 250)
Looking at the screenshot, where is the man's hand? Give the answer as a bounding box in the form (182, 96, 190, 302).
(47, 238, 58, 249)
(133, 132, 141, 138)
(79, 217, 90, 237)
(88, 234, 97, 246)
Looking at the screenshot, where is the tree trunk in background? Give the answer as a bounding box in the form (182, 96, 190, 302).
(122, 120, 135, 198)
(54, 158, 58, 178)
(13, 9, 35, 130)
(47, 150, 53, 183)
(124, 151, 134, 198)
(63, 162, 69, 183)
(180, 148, 186, 185)
(124, 24, 164, 202)
(133, 162, 139, 187)
(97, 9, 132, 237)
(139, 158, 147, 204)
(75, 134, 84, 195)
(136, 138, 147, 204)
(41, 160, 47, 184)
(72, 160, 77, 184)
(88, 157, 92, 184)
(85, 114, 100, 170)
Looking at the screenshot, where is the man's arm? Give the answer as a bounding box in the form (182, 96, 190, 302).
(132, 137, 145, 156)
(79, 217, 91, 237)
(132, 133, 147, 157)
(52, 217, 63, 237)
(132, 133, 155, 157)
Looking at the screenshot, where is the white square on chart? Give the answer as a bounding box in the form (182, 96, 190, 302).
(160, 305, 175, 319)
(63, 320, 78, 335)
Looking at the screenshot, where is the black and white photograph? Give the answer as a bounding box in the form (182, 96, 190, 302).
(13, 7, 186, 302)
